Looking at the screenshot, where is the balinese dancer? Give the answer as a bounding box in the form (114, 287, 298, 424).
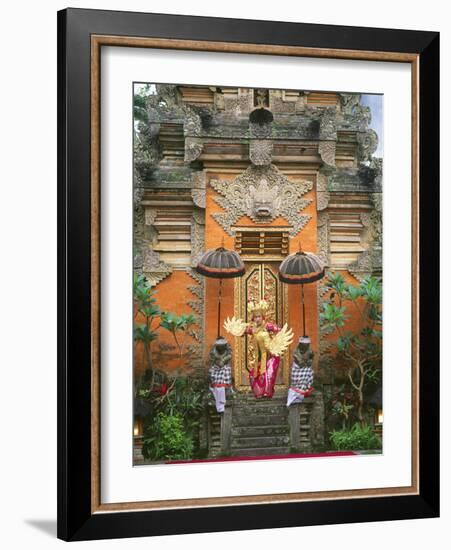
(286, 336, 314, 407)
(224, 300, 293, 398)
(208, 336, 233, 413)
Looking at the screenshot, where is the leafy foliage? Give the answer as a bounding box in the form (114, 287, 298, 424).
(133, 274, 161, 377)
(320, 272, 382, 424)
(330, 384, 356, 429)
(142, 412, 194, 461)
(140, 377, 208, 462)
(133, 274, 207, 462)
(133, 83, 153, 123)
(159, 312, 197, 334)
(159, 311, 197, 369)
(329, 423, 381, 451)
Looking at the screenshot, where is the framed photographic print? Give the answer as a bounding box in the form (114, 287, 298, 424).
(57, 8, 439, 541)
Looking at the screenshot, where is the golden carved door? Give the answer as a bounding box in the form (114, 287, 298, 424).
(233, 262, 289, 390)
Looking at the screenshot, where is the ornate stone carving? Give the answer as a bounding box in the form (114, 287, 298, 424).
(348, 191, 382, 280)
(360, 212, 372, 227)
(210, 164, 313, 236)
(309, 391, 325, 448)
(317, 211, 330, 266)
(254, 88, 269, 108)
(246, 178, 281, 219)
(186, 268, 205, 373)
(249, 121, 272, 139)
(319, 108, 337, 140)
(249, 139, 273, 166)
(144, 207, 157, 226)
(318, 141, 336, 167)
(223, 88, 253, 114)
(191, 207, 205, 267)
(316, 171, 330, 211)
(142, 248, 172, 287)
(353, 104, 372, 129)
(357, 129, 378, 161)
(340, 93, 361, 115)
(347, 250, 372, 281)
(133, 186, 144, 207)
(191, 171, 206, 209)
(316, 171, 328, 193)
(183, 110, 202, 137)
(184, 137, 203, 162)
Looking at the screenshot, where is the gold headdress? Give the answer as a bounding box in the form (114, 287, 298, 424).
(247, 299, 270, 316)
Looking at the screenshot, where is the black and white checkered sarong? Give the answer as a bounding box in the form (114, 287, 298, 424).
(209, 364, 232, 386)
(290, 363, 314, 391)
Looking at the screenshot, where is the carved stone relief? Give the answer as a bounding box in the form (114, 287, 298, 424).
(347, 192, 382, 280)
(316, 172, 330, 212)
(142, 248, 173, 287)
(183, 110, 202, 137)
(223, 88, 253, 114)
(318, 141, 336, 167)
(184, 137, 203, 162)
(210, 164, 313, 236)
(186, 268, 205, 373)
(357, 129, 378, 162)
(317, 211, 330, 267)
(249, 139, 273, 166)
(191, 207, 206, 268)
(191, 171, 207, 208)
(339, 93, 361, 115)
(249, 121, 272, 139)
(319, 108, 337, 140)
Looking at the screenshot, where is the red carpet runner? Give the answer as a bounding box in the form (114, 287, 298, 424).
(168, 451, 356, 464)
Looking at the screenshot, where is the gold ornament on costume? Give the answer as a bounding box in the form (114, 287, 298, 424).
(223, 316, 248, 337)
(223, 317, 293, 357)
(267, 324, 294, 356)
(247, 299, 270, 315)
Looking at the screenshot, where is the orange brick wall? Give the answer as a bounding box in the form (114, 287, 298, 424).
(134, 270, 200, 378)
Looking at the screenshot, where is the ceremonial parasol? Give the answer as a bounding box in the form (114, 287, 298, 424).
(196, 245, 245, 337)
(278, 247, 325, 337)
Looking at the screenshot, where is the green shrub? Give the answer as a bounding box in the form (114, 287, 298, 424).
(143, 412, 193, 461)
(329, 423, 381, 451)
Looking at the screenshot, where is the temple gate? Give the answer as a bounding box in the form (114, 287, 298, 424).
(134, 85, 382, 456)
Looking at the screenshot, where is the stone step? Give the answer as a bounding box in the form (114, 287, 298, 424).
(231, 424, 289, 437)
(234, 394, 287, 401)
(232, 414, 288, 427)
(233, 395, 287, 403)
(232, 404, 289, 416)
(231, 434, 290, 449)
(230, 446, 291, 457)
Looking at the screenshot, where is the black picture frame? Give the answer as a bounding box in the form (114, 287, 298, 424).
(57, 7, 439, 541)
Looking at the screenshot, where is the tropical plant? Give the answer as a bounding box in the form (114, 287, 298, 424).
(142, 412, 194, 461)
(162, 377, 207, 432)
(329, 423, 381, 451)
(320, 272, 382, 424)
(159, 311, 197, 369)
(133, 274, 161, 376)
(133, 83, 152, 124)
(330, 384, 356, 430)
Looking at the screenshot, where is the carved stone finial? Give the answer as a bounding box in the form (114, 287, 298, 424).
(357, 129, 378, 162)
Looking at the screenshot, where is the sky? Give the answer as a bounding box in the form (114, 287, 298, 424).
(361, 94, 384, 158)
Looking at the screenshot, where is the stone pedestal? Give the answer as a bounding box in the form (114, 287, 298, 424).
(287, 396, 315, 452)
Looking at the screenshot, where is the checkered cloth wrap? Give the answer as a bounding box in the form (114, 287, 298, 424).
(209, 364, 232, 387)
(290, 363, 314, 391)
